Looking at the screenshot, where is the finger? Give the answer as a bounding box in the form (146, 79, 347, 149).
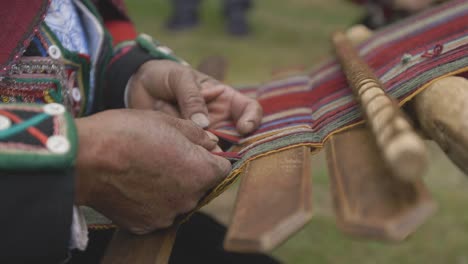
(163, 116, 218, 151)
(127, 78, 155, 109)
(231, 92, 263, 134)
(192, 146, 231, 193)
(172, 69, 210, 127)
(153, 100, 182, 118)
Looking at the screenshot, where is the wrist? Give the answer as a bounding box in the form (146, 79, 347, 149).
(75, 117, 97, 206)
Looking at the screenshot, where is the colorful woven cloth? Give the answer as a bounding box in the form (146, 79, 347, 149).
(200, 0, 468, 206)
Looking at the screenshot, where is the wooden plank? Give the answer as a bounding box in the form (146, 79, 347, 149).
(101, 225, 178, 264)
(325, 125, 437, 241)
(224, 146, 312, 252)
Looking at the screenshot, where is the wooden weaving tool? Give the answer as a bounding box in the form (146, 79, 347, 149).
(346, 24, 468, 177)
(101, 227, 177, 264)
(224, 146, 312, 252)
(324, 28, 436, 241)
(331, 31, 428, 182)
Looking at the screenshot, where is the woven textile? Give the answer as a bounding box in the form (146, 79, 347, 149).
(201, 0, 468, 205)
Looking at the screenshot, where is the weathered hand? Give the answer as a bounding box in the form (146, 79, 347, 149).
(74, 109, 230, 234)
(127, 60, 263, 135)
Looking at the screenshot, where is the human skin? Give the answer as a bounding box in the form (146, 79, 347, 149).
(74, 61, 263, 234)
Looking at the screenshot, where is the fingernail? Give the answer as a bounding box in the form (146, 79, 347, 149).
(191, 113, 210, 128)
(242, 121, 255, 133)
(205, 131, 219, 143)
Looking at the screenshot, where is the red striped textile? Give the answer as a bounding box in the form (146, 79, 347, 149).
(199, 0, 468, 207)
(213, 0, 468, 159)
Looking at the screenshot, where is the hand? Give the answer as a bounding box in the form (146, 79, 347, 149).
(74, 109, 231, 234)
(127, 60, 263, 135)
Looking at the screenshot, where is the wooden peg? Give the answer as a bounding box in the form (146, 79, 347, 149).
(101, 225, 178, 264)
(224, 146, 313, 252)
(325, 125, 437, 241)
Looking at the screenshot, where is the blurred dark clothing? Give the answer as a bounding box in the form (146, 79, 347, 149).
(68, 213, 281, 264)
(166, 0, 252, 36)
(350, 0, 410, 29)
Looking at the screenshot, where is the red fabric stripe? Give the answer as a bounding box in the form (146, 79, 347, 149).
(0, 0, 49, 72)
(104, 20, 138, 46)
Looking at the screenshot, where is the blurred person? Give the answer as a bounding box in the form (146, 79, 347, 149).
(351, 0, 442, 29)
(166, 0, 252, 36)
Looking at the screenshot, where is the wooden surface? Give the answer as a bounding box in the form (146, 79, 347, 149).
(410, 76, 468, 176)
(224, 146, 313, 252)
(325, 125, 437, 241)
(332, 31, 427, 182)
(101, 225, 178, 264)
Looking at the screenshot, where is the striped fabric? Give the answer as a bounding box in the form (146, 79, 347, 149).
(201, 0, 468, 205)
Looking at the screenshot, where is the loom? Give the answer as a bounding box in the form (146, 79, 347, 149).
(101, 1, 468, 262)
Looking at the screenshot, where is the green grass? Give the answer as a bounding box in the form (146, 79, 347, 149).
(125, 1, 468, 263)
(126, 0, 362, 84)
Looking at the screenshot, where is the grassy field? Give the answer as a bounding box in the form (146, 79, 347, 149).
(125, 1, 468, 263)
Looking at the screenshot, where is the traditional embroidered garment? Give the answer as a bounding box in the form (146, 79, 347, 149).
(0, 0, 186, 261)
(45, 0, 89, 55)
(201, 0, 468, 205)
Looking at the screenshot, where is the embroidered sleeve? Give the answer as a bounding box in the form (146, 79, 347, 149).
(0, 102, 77, 262)
(0, 103, 77, 169)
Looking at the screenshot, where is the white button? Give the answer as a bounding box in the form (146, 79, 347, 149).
(43, 103, 66, 116)
(48, 45, 62, 59)
(0, 115, 11, 130)
(157, 46, 172, 55)
(46, 135, 70, 154)
(71, 87, 81, 102)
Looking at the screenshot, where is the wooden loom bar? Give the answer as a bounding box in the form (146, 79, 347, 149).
(409, 76, 468, 175)
(224, 146, 313, 252)
(323, 26, 437, 241)
(325, 125, 436, 241)
(331, 31, 428, 182)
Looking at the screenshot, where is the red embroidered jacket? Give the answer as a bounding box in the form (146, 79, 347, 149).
(0, 1, 180, 262)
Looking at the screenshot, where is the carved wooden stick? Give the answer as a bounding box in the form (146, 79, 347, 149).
(332, 31, 428, 182)
(346, 25, 468, 176)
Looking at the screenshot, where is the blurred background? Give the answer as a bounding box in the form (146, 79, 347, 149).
(125, 1, 468, 263)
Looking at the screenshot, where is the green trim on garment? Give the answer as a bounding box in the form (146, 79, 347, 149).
(136, 34, 189, 65)
(40, 23, 91, 114)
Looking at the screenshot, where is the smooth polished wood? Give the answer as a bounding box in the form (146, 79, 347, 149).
(101, 225, 178, 264)
(410, 76, 468, 176)
(325, 126, 436, 241)
(224, 146, 313, 252)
